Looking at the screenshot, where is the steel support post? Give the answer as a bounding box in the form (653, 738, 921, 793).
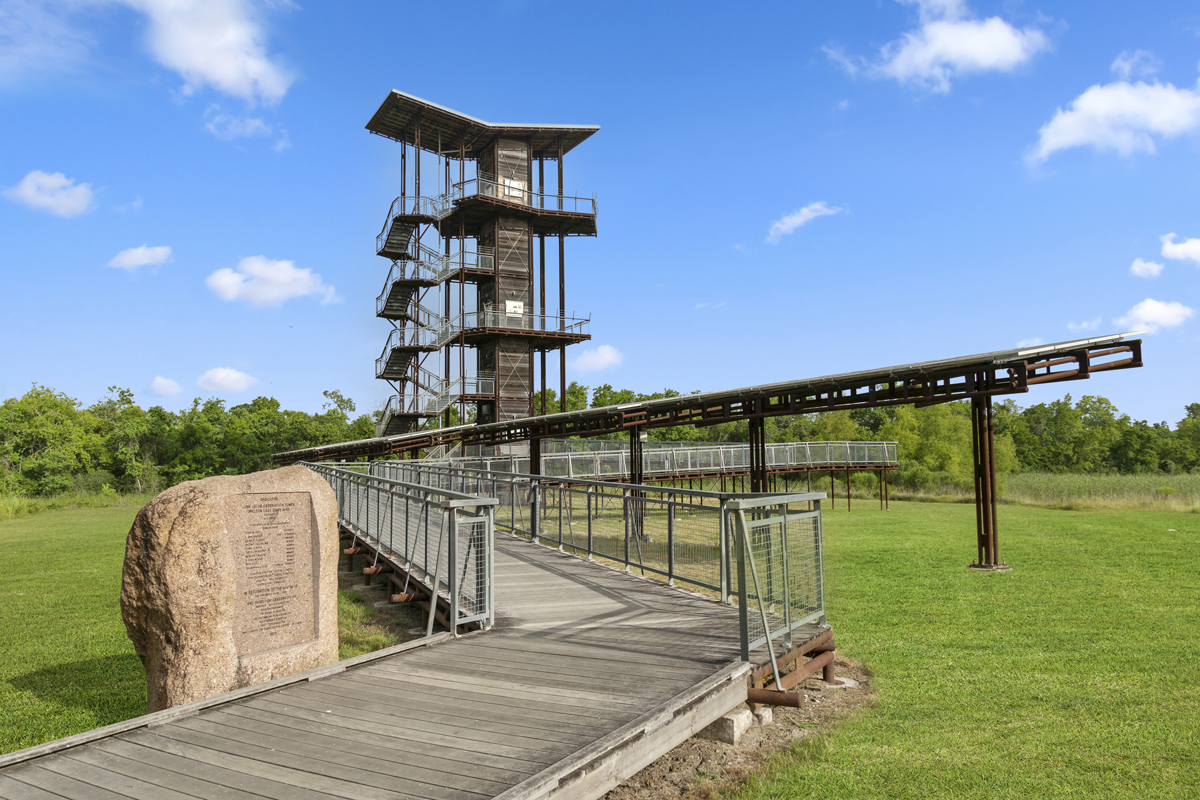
(530, 438, 541, 543)
(969, 393, 1010, 571)
(749, 416, 767, 493)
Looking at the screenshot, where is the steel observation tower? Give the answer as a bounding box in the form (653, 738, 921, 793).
(366, 91, 598, 450)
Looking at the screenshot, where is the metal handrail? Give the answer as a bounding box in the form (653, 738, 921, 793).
(376, 376, 498, 435)
(432, 441, 898, 480)
(453, 177, 597, 216)
(304, 462, 496, 633)
(370, 461, 824, 616)
(431, 308, 590, 349)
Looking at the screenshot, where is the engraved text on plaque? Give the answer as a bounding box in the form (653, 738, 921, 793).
(227, 492, 319, 656)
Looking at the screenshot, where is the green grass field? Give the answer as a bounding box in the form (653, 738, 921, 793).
(3, 499, 1198, 799)
(732, 502, 1200, 800)
(0, 506, 409, 754)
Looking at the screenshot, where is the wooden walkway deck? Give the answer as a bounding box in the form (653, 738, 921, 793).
(0, 534, 820, 800)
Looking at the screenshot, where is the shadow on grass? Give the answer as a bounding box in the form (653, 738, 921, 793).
(7, 653, 146, 721)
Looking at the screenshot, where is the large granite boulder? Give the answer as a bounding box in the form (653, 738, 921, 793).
(121, 465, 339, 712)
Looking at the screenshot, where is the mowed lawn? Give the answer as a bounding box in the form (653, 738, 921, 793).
(2, 500, 1198, 800)
(0, 507, 146, 754)
(736, 501, 1200, 800)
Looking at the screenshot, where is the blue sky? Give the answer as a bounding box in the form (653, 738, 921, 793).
(1, 0, 1197, 425)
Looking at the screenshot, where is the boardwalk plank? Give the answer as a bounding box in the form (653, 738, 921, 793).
(363, 663, 648, 710)
(337, 670, 632, 722)
(252, 690, 595, 753)
(215, 703, 545, 774)
(2, 762, 139, 800)
(143, 726, 473, 800)
(34, 756, 200, 800)
(117, 732, 357, 800)
(93, 738, 346, 800)
(62, 747, 257, 800)
(298, 678, 607, 738)
(0, 773, 64, 800)
(191, 712, 520, 794)
(237, 697, 567, 764)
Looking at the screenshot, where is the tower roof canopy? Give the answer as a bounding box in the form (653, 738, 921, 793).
(366, 90, 599, 159)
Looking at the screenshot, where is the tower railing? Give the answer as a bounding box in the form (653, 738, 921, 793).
(452, 177, 597, 215)
(376, 377, 498, 436)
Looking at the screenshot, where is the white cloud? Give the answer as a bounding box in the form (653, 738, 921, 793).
(1111, 50, 1160, 81)
(150, 376, 181, 396)
(204, 106, 272, 139)
(206, 256, 339, 306)
(1030, 79, 1200, 162)
(121, 0, 294, 105)
(766, 201, 843, 244)
(1016, 337, 1043, 347)
(861, 0, 1050, 94)
(1130, 258, 1163, 278)
(0, 1, 292, 106)
(1161, 233, 1200, 265)
(571, 345, 623, 372)
(694, 301, 727, 310)
(2, 170, 95, 217)
(0, 0, 93, 84)
(108, 244, 172, 271)
(1067, 317, 1101, 331)
(197, 367, 257, 392)
(1114, 298, 1195, 333)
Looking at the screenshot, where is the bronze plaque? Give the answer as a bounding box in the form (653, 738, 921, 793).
(227, 492, 319, 656)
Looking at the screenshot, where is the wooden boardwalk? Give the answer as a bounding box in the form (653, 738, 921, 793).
(0, 533, 801, 800)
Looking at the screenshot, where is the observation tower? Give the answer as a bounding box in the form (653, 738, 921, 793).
(366, 91, 598, 446)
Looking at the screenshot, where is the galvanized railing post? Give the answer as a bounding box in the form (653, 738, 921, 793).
(623, 487, 631, 572)
(667, 497, 675, 587)
(586, 486, 594, 559)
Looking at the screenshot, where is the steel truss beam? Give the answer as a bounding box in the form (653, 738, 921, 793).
(277, 337, 1142, 464)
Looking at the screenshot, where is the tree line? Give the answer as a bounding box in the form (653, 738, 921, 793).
(2, 382, 1196, 497)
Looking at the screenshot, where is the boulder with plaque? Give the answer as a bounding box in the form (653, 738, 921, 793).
(120, 465, 339, 712)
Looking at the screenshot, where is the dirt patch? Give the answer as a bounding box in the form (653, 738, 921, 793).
(604, 656, 873, 800)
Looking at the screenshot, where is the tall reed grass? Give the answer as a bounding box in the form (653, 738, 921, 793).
(0, 491, 156, 521)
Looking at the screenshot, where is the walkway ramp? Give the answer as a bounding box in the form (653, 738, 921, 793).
(0, 534, 760, 800)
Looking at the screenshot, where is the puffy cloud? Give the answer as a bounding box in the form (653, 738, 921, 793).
(197, 367, 256, 392)
(108, 244, 172, 271)
(150, 376, 181, 396)
(0, 1, 292, 106)
(1067, 317, 1101, 331)
(1016, 337, 1043, 347)
(571, 345, 623, 372)
(1114, 299, 1194, 333)
(2, 170, 95, 217)
(1160, 233, 1200, 265)
(826, 0, 1049, 94)
(206, 256, 339, 306)
(1130, 258, 1163, 278)
(766, 202, 842, 244)
(121, 0, 294, 105)
(1030, 79, 1200, 162)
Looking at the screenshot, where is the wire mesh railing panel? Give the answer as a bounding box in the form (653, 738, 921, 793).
(733, 500, 825, 658)
(304, 462, 496, 630)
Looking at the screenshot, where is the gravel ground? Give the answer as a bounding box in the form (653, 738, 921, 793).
(604, 656, 873, 800)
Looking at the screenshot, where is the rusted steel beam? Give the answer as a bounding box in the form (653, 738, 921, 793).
(747, 687, 803, 708)
(750, 630, 835, 683)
